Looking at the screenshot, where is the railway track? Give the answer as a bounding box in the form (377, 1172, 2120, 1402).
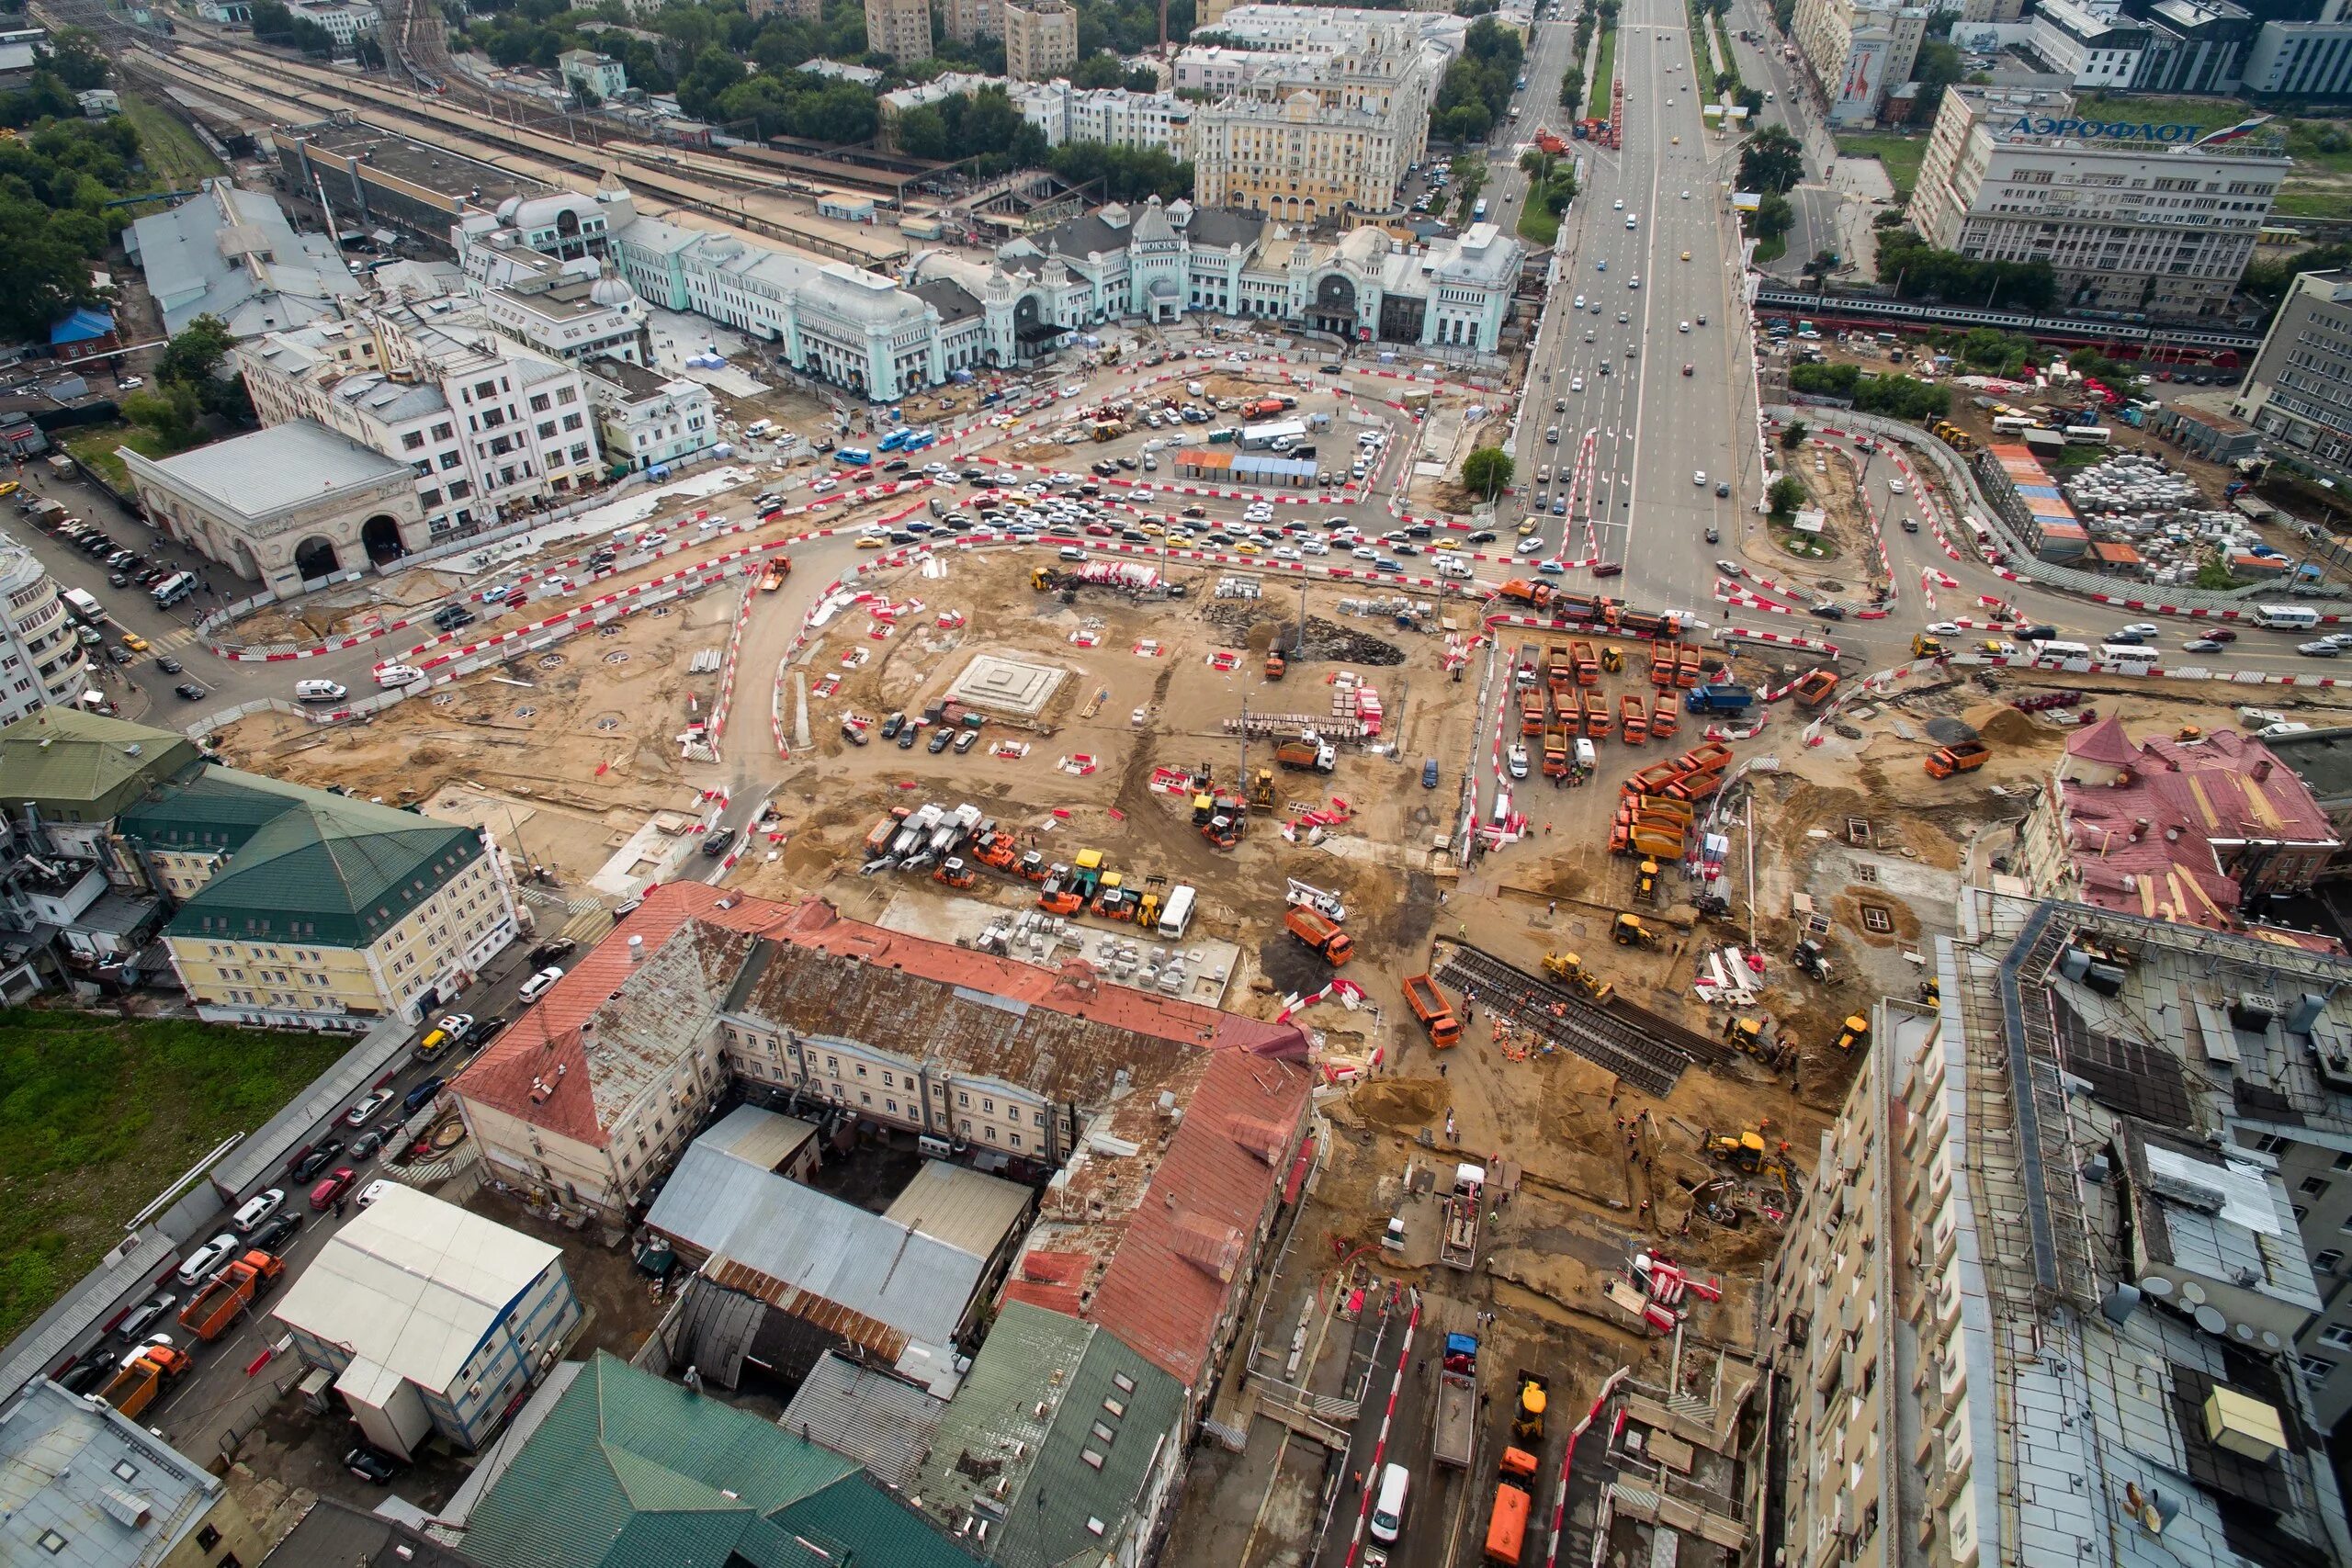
(1432, 942, 1733, 1100)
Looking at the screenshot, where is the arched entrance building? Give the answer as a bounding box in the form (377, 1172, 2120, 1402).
(114, 423, 434, 603)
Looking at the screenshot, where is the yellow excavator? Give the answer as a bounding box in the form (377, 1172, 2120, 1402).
(1703, 1127, 1785, 1179)
(1542, 952, 1613, 1003)
(1250, 766, 1275, 808)
(1836, 1014, 1871, 1054)
(1600, 645, 1625, 674)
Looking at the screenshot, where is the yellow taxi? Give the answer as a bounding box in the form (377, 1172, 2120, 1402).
(1233, 541, 1262, 555)
(855, 533, 887, 549)
(119, 632, 150, 653)
(0, 481, 17, 498)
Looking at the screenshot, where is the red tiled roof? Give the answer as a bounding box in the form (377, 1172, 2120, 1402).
(1001, 1251, 1089, 1316)
(2055, 728, 2341, 933)
(2066, 714, 2137, 769)
(450, 884, 794, 1146)
(1080, 1052, 1313, 1389)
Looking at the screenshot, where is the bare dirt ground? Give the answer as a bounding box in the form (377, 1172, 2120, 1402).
(729, 553, 1473, 985)
(207, 589, 741, 881)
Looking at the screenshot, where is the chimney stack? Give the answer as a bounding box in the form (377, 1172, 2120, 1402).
(2253, 759, 2273, 783)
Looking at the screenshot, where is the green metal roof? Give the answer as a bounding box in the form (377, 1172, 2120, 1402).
(119, 765, 486, 948)
(917, 1303, 1186, 1568)
(463, 1353, 982, 1568)
(0, 709, 203, 821)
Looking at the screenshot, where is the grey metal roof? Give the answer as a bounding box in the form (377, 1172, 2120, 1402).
(881, 1159, 1032, 1262)
(131, 421, 414, 522)
(696, 1103, 819, 1173)
(912, 279, 984, 325)
(779, 1351, 946, 1488)
(127, 184, 362, 337)
(643, 1142, 986, 1348)
(0, 1231, 175, 1408)
(0, 1380, 227, 1568)
(254, 1496, 482, 1568)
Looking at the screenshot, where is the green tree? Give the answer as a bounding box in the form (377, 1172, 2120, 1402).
(1779, 420, 1809, 449)
(120, 382, 203, 446)
(1462, 446, 1514, 500)
(1749, 190, 1793, 241)
(1738, 124, 1804, 195)
(1767, 475, 1807, 516)
(41, 28, 107, 91)
(2195, 556, 2239, 591)
(1913, 39, 1962, 118)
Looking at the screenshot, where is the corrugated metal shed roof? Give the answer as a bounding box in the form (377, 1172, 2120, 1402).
(269, 1185, 562, 1401)
(644, 1141, 984, 1349)
(883, 1160, 1034, 1262)
(778, 1351, 946, 1489)
(0, 1379, 225, 1568)
(696, 1103, 820, 1174)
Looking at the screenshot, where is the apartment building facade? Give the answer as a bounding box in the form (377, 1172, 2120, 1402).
(1191, 21, 1440, 223)
(2236, 265, 2352, 486)
(583, 355, 717, 471)
(1756, 893, 2351, 1566)
(942, 0, 1001, 41)
(1003, 0, 1080, 81)
(125, 770, 518, 1031)
(864, 0, 932, 61)
(1790, 0, 1928, 125)
(0, 532, 88, 724)
(1907, 85, 2283, 320)
(238, 307, 603, 541)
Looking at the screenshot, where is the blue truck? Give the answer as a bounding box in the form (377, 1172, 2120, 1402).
(1685, 682, 1755, 715)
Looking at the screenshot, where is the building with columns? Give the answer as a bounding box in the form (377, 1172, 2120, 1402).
(914, 196, 1521, 352)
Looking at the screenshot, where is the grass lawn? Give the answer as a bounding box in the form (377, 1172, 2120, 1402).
(1752, 230, 1787, 264)
(0, 1009, 350, 1348)
(1519, 203, 1560, 245)
(1589, 22, 1616, 119)
(60, 424, 204, 492)
(1833, 131, 1929, 197)
(119, 92, 225, 193)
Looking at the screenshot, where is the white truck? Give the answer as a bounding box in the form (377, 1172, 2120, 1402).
(1440, 1162, 1487, 1271)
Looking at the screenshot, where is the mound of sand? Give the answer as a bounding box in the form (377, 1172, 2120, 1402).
(1965, 703, 2041, 749)
(1342, 1077, 1450, 1130)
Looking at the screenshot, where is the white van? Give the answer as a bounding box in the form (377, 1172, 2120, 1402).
(1370, 1464, 1410, 1544)
(374, 664, 425, 689)
(294, 679, 347, 703)
(231, 1188, 285, 1233)
(518, 964, 565, 1004)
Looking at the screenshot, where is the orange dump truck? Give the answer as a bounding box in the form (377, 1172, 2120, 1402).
(98, 1346, 190, 1421)
(1580, 688, 1611, 739)
(1677, 646, 1705, 688)
(1520, 689, 1546, 737)
(1403, 972, 1461, 1048)
(1925, 739, 1992, 778)
(1620, 693, 1649, 743)
(1570, 639, 1599, 685)
(178, 1249, 284, 1341)
(1544, 644, 1574, 697)
(1793, 669, 1840, 708)
(1543, 724, 1569, 778)
(1649, 693, 1680, 739)
(1484, 1446, 1541, 1564)
(1648, 644, 1679, 688)
(1284, 907, 1353, 964)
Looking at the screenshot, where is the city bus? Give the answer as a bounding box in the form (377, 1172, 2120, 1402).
(835, 446, 874, 468)
(2029, 639, 2094, 665)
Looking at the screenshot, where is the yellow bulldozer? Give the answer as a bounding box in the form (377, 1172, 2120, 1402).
(1613, 913, 1660, 949)
(1542, 952, 1613, 1003)
(1600, 645, 1625, 674)
(1250, 766, 1275, 808)
(1836, 1014, 1871, 1054)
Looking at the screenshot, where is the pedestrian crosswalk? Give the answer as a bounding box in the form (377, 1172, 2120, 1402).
(149, 625, 202, 652)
